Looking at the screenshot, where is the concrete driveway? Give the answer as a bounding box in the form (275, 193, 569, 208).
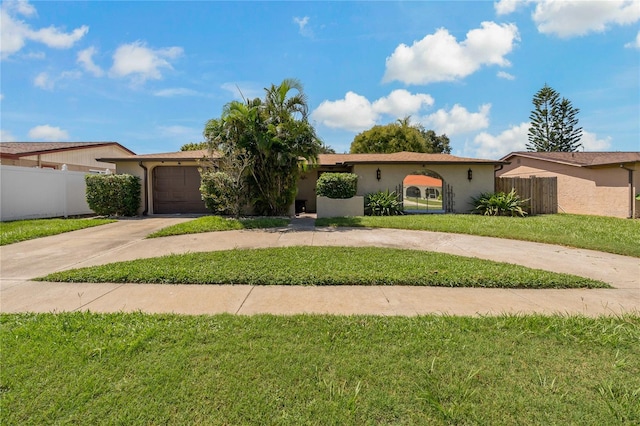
(1, 217, 638, 316)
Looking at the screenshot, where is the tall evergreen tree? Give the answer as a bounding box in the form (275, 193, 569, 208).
(527, 84, 582, 152)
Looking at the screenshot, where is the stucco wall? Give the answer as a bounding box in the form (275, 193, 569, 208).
(498, 157, 639, 218)
(297, 163, 494, 214)
(0, 165, 93, 221)
(316, 196, 364, 218)
(353, 163, 495, 213)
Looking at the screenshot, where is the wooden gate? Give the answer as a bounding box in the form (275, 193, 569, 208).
(495, 176, 557, 215)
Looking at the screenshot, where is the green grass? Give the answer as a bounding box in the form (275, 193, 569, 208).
(38, 246, 606, 288)
(403, 197, 443, 210)
(2, 312, 638, 425)
(316, 213, 640, 257)
(147, 215, 290, 238)
(0, 218, 116, 246)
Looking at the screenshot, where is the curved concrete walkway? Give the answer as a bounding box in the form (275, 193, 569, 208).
(1, 217, 638, 316)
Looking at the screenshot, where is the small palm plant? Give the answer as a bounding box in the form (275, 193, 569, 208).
(471, 189, 529, 217)
(365, 190, 404, 216)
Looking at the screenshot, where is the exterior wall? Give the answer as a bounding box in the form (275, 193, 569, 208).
(316, 196, 364, 218)
(297, 167, 352, 213)
(498, 157, 639, 218)
(353, 163, 495, 213)
(0, 165, 93, 221)
(3, 145, 131, 172)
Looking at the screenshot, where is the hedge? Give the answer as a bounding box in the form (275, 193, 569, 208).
(316, 173, 358, 199)
(85, 174, 141, 216)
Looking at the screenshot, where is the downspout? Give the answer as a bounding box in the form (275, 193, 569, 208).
(139, 161, 148, 216)
(620, 164, 634, 219)
(494, 164, 504, 191)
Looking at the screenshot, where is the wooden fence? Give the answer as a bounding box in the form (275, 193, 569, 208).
(495, 176, 557, 215)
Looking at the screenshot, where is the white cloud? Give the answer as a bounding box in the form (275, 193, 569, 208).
(293, 16, 313, 37)
(33, 70, 81, 90)
(494, 0, 529, 15)
(0, 0, 88, 59)
(311, 89, 435, 132)
(0, 129, 17, 142)
(312, 92, 377, 132)
(372, 89, 434, 116)
(28, 24, 88, 48)
(498, 0, 640, 38)
(497, 71, 515, 80)
(28, 124, 69, 141)
(77, 46, 104, 77)
(0, 93, 4, 100)
(420, 104, 492, 135)
(625, 31, 640, 48)
(469, 122, 529, 159)
(383, 21, 519, 85)
(33, 71, 53, 90)
(109, 41, 183, 83)
(580, 130, 612, 150)
(154, 88, 199, 97)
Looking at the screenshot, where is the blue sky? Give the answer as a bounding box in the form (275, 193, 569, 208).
(1, 0, 638, 158)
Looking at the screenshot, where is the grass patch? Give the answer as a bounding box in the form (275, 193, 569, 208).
(147, 215, 289, 238)
(0, 218, 116, 246)
(2, 312, 639, 424)
(38, 246, 607, 288)
(316, 214, 640, 257)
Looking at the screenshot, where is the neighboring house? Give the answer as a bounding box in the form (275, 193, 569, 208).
(0, 142, 135, 221)
(403, 175, 443, 199)
(298, 152, 505, 214)
(498, 151, 640, 218)
(0, 142, 134, 172)
(99, 149, 217, 215)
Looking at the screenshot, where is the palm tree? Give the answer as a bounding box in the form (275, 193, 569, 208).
(203, 79, 321, 216)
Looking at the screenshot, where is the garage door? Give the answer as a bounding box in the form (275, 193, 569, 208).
(153, 166, 209, 214)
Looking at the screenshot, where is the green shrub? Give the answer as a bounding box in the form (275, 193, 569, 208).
(365, 190, 404, 216)
(471, 189, 529, 217)
(316, 173, 358, 199)
(200, 171, 237, 215)
(85, 174, 141, 216)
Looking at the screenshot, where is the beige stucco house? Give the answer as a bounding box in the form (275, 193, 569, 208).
(102, 150, 504, 217)
(298, 152, 504, 215)
(0, 142, 133, 172)
(498, 151, 640, 219)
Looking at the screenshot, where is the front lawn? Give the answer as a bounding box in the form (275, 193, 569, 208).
(316, 214, 640, 257)
(147, 215, 289, 238)
(0, 218, 116, 246)
(2, 313, 638, 425)
(38, 246, 607, 288)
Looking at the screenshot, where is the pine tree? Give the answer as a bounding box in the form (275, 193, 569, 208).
(527, 84, 582, 152)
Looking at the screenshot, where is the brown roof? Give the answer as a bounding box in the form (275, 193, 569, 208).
(0, 142, 134, 158)
(500, 151, 640, 167)
(317, 151, 505, 166)
(98, 149, 220, 162)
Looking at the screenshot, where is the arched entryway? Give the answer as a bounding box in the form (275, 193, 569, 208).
(402, 170, 445, 213)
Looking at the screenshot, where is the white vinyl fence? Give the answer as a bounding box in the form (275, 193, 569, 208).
(0, 165, 94, 221)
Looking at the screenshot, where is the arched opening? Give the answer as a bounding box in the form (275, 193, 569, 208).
(406, 186, 421, 198)
(402, 170, 445, 213)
